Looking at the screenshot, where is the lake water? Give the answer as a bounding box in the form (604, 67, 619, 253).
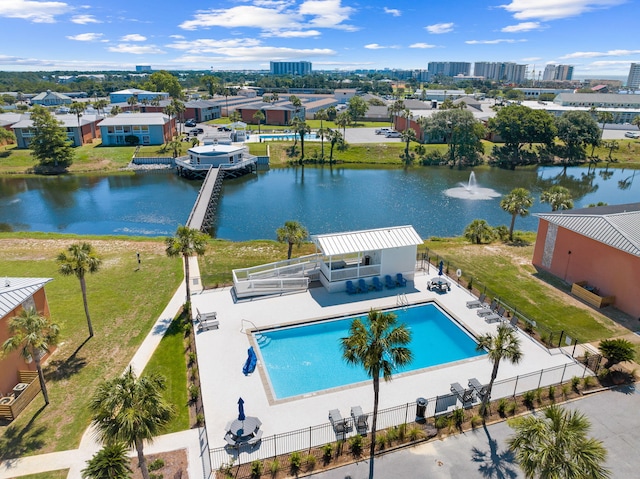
(0, 166, 637, 240)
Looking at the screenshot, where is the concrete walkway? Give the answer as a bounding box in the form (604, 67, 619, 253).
(0, 256, 206, 479)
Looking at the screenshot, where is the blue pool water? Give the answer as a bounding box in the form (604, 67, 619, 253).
(256, 303, 485, 399)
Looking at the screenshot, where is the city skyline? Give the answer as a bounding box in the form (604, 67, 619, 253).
(1, 0, 639, 79)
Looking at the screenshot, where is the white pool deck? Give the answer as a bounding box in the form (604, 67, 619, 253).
(192, 270, 586, 453)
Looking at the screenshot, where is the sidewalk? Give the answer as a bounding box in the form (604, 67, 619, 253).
(0, 256, 205, 479)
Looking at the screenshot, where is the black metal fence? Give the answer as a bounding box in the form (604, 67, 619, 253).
(209, 361, 592, 471)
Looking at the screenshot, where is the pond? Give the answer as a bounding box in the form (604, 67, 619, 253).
(0, 165, 637, 240)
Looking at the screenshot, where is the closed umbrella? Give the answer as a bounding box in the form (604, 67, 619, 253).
(238, 397, 245, 421)
(438, 260, 444, 276)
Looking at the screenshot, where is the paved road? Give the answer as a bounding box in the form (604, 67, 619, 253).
(311, 385, 640, 479)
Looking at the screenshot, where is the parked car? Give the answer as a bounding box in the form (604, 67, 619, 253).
(196, 127, 204, 134)
(185, 119, 196, 127)
(218, 126, 231, 132)
(385, 131, 402, 138)
(189, 128, 199, 135)
(624, 131, 639, 139)
(375, 127, 391, 135)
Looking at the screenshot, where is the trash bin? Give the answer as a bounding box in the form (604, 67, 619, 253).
(416, 397, 427, 422)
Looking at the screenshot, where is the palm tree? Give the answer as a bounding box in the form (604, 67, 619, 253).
(57, 242, 102, 338)
(89, 367, 174, 479)
(110, 105, 122, 116)
(69, 101, 86, 127)
(167, 136, 182, 158)
(171, 99, 185, 134)
(632, 115, 640, 131)
(540, 185, 574, 211)
(126, 95, 138, 112)
(252, 110, 265, 134)
(476, 324, 523, 413)
(387, 100, 405, 128)
(314, 108, 329, 159)
(500, 187, 534, 241)
(335, 111, 351, 138)
(327, 128, 343, 164)
(508, 405, 610, 479)
(400, 127, 416, 164)
(82, 443, 132, 479)
(290, 117, 311, 161)
(229, 110, 242, 124)
(165, 225, 208, 301)
(93, 99, 109, 116)
(464, 219, 495, 244)
(2, 308, 60, 404)
(276, 220, 308, 259)
(341, 309, 412, 479)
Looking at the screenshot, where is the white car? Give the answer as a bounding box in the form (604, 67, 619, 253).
(624, 131, 639, 139)
(385, 131, 402, 138)
(375, 127, 391, 135)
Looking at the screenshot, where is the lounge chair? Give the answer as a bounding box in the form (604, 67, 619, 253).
(396, 273, 407, 287)
(484, 312, 501, 323)
(197, 317, 219, 331)
(351, 406, 368, 433)
(508, 316, 519, 329)
(384, 275, 396, 289)
(346, 280, 357, 295)
(196, 308, 217, 322)
(476, 307, 493, 317)
(372, 277, 384, 291)
(466, 293, 486, 309)
(451, 382, 474, 406)
(329, 409, 347, 434)
(468, 378, 488, 399)
(358, 278, 368, 293)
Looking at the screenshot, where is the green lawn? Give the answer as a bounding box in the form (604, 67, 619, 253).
(422, 236, 625, 342)
(143, 311, 190, 433)
(16, 471, 69, 479)
(0, 234, 183, 457)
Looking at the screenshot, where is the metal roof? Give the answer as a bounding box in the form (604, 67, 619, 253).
(312, 226, 423, 256)
(97, 113, 169, 126)
(536, 203, 640, 257)
(0, 277, 52, 319)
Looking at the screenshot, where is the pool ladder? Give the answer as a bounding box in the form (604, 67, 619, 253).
(241, 318, 271, 347)
(396, 293, 409, 311)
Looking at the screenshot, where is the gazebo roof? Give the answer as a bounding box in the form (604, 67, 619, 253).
(312, 225, 423, 256)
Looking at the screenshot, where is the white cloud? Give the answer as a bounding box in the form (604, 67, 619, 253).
(107, 44, 166, 54)
(500, 0, 624, 22)
(409, 43, 436, 49)
(364, 43, 402, 50)
(501, 21, 542, 32)
(560, 49, 640, 59)
(384, 7, 401, 17)
(180, 1, 356, 33)
(521, 56, 542, 61)
(0, 0, 71, 23)
(425, 22, 454, 34)
(66, 32, 106, 42)
(71, 14, 100, 24)
(167, 38, 263, 52)
(465, 39, 527, 44)
(172, 45, 335, 64)
(262, 30, 322, 38)
(120, 34, 147, 42)
(169, 34, 185, 39)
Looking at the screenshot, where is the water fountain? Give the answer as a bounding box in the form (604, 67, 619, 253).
(444, 171, 501, 200)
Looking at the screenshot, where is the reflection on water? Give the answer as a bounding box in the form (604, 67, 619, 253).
(0, 166, 637, 240)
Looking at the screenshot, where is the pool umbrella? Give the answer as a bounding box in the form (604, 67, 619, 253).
(238, 397, 245, 421)
(438, 260, 444, 276)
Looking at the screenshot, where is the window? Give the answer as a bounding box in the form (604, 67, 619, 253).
(22, 296, 36, 312)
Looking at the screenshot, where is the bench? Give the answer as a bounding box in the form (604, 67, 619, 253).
(571, 281, 615, 308)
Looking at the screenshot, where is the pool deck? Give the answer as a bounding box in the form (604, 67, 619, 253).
(191, 270, 584, 452)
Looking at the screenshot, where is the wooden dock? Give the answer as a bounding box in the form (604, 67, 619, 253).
(186, 168, 224, 232)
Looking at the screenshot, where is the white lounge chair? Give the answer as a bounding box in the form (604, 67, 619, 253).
(329, 409, 347, 434)
(351, 406, 368, 434)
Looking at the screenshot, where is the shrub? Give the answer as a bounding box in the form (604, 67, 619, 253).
(376, 432, 387, 450)
(188, 384, 200, 402)
(195, 413, 204, 426)
(305, 454, 316, 471)
(497, 398, 509, 417)
(397, 423, 407, 441)
(534, 388, 543, 404)
(149, 458, 165, 471)
(386, 426, 399, 445)
(571, 376, 581, 392)
(407, 426, 426, 441)
(599, 338, 635, 368)
(470, 415, 483, 428)
(268, 459, 279, 477)
(250, 460, 263, 478)
(505, 400, 516, 416)
(289, 452, 302, 474)
(188, 351, 197, 366)
(583, 375, 594, 389)
(523, 390, 535, 409)
(561, 383, 571, 399)
(150, 474, 163, 479)
(548, 385, 556, 402)
(321, 443, 333, 463)
(434, 415, 449, 430)
(349, 434, 363, 457)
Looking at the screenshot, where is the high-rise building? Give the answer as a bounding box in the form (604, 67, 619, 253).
(270, 61, 312, 76)
(426, 62, 471, 80)
(543, 64, 574, 81)
(627, 63, 640, 89)
(135, 65, 152, 72)
(473, 62, 527, 83)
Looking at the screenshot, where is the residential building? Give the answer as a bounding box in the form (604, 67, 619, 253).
(11, 114, 102, 148)
(427, 62, 471, 80)
(0, 277, 54, 418)
(552, 93, 640, 124)
(627, 63, 640, 89)
(532, 203, 640, 319)
(514, 88, 574, 99)
(30, 90, 72, 107)
(109, 89, 170, 104)
(236, 101, 302, 126)
(98, 113, 175, 146)
(543, 64, 574, 81)
(334, 89, 356, 104)
(270, 61, 312, 76)
(473, 62, 527, 83)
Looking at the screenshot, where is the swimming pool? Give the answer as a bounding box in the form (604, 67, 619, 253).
(255, 303, 485, 399)
(259, 133, 319, 141)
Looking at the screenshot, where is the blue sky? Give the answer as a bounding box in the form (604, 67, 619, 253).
(1, 0, 639, 78)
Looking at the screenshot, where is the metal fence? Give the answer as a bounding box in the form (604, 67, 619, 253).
(209, 361, 593, 471)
